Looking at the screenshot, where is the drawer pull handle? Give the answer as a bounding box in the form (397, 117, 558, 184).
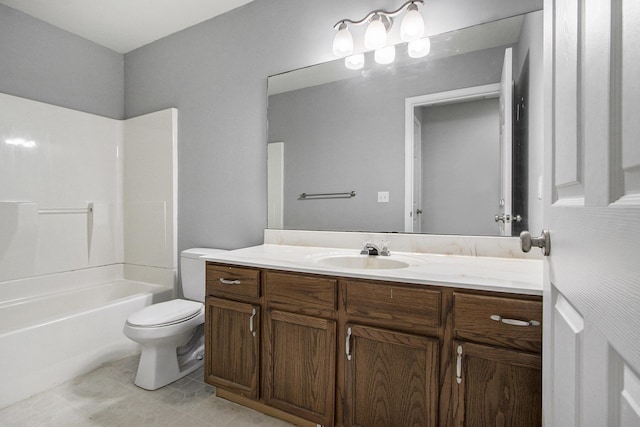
(456, 345, 463, 384)
(346, 327, 352, 361)
(249, 308, 256, 337)
(490, 314, 540, 327)
(219, 278, 241, 285)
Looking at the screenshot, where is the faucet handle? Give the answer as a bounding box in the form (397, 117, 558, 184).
(380, 240, 391, 256)
(360, 241, 371, 255)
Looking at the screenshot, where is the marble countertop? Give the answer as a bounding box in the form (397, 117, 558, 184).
(202, 244, 543, 296)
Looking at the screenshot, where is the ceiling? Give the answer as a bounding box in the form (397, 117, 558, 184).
(0, 0, 254, 53)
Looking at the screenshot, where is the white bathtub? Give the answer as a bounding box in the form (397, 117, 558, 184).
(0, 267, 173, 409)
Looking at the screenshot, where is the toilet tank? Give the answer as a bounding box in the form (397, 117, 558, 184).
(180, 248, 227, 302)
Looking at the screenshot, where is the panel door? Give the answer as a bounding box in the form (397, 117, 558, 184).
(263, 309, 336, 426)
(544, 0, 640, 425)
(204, 297, 260, 398)
(344, 324, 439, 427)
(452, 341, 542, 427)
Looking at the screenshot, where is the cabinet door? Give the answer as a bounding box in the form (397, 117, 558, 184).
(204, 297, 260, 398)
(263, 309, 336, 426)
(344, 324, 439, 427)
(453, 340, 541, 427)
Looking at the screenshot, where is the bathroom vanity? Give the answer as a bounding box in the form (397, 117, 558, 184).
(202, 236, 542, 427)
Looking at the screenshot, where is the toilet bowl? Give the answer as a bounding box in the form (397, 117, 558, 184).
(123, 248, 226, 390)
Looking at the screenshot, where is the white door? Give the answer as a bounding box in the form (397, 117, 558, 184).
(498, 47, 513, 236)
(543, 1, 640, 426)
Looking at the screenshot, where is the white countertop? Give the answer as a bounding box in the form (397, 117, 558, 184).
(202, 244, 543, 296)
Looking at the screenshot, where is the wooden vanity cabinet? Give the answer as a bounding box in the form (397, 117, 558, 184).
(344, 323, 439, 426)
(204, 262, 543, 427)
(204, 264, 261, 399)
(451, 292, 543, 427)
(263, 271, 338, 427)
(204, 297, 260, 398)
(341, 279, 442, 427)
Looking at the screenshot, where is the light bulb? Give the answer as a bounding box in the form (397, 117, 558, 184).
(400, 4, 425, 41)
(374, 45, 395, 64)
(408, 37, 431, 58)
(345, 53, 365, 70)
(364, 15, 387, 50)
(332, 23, 354, 57)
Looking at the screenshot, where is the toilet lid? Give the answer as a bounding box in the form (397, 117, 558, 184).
(127, 299, 203, 327)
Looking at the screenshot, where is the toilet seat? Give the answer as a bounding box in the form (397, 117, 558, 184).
(126, 299, 203, 328)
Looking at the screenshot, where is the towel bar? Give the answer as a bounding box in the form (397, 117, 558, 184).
(299, 191, 356, 199)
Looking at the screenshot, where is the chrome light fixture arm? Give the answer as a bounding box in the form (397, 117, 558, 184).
(332, 0, 424, 29)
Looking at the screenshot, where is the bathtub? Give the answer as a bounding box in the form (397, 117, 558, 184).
(0, 266, 173, 409)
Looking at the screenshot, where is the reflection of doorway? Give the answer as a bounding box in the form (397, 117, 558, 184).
(404, 48, 515, 236)
(404, 83, 504, 235)
(420, 98, 500, 235)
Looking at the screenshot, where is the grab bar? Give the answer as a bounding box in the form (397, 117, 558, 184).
(38, 208, 93, 215)
(299, 191, 356, 199)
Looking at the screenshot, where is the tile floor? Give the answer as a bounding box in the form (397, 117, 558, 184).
(0, 354, 294, 427)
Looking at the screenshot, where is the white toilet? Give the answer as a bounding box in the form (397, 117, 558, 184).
(123, 248, 226, 390)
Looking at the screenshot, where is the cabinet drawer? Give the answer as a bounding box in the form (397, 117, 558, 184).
(264, 271, 337, 313)
(343, 279, 441, 331)
(206, 263, 260, 300)
(454, 292, 542, 353)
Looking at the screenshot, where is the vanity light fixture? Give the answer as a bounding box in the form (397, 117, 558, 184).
(400, 2, 425, 41)
(332, 22, 354, 56)
(364, 14, 390, 50)
(332, 0, 426, 67)
(407, 37, 431, 58)
(375, 45, 396, 64)
(345, 53, 365, 70)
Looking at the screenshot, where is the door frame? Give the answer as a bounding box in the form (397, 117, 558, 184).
(413, 115, 423, 233)
(404, 83, 501, 232)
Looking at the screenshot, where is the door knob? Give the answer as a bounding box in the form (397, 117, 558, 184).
(520, 230, 551, 256)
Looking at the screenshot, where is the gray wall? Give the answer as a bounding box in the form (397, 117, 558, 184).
(123, 0, 541, 251)
(420, 98, 500, 235)
(268, 46, 506, 233)
(1, 0, 542, 251)
(0, 4, 124, 119)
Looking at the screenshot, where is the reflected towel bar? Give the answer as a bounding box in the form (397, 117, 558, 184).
(38, 208, 93, 215)
(299, 191, 356, 199)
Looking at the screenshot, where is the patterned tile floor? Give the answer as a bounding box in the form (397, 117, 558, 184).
(0, 354, 293, 427)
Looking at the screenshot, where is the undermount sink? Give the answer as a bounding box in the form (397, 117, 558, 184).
(313, 254, 413, 270)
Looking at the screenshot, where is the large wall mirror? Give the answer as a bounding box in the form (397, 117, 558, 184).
(267, 10, 543, 237)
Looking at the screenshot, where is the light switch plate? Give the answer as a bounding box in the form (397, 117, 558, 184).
(378, 191, 389, 203)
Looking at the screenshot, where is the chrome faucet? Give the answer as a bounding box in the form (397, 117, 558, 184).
(360, 241, 390, 256)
